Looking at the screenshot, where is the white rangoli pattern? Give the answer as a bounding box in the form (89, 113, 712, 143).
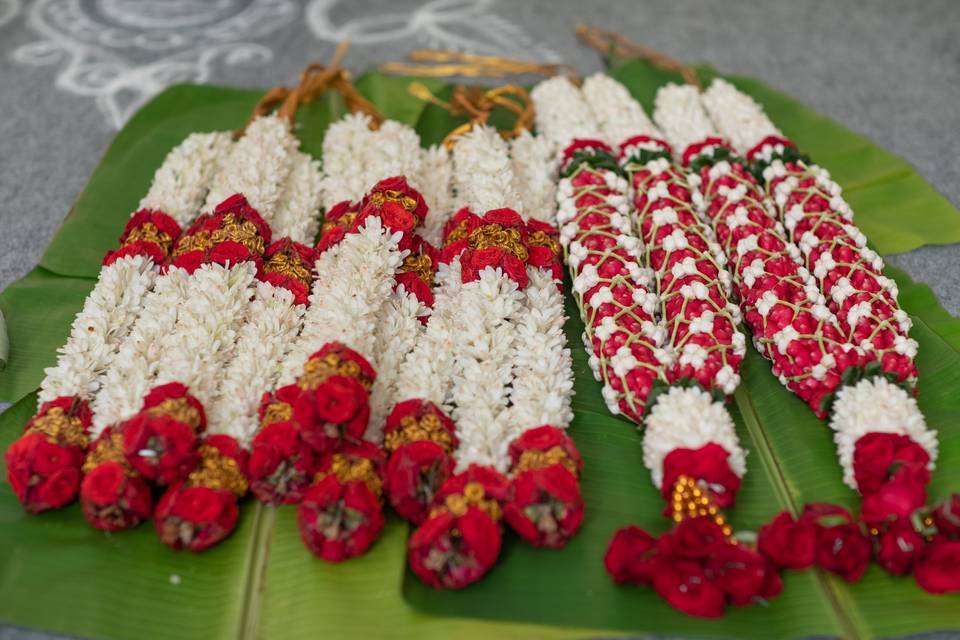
(12, 0, 297, 128)
(306, 0, 561, 63)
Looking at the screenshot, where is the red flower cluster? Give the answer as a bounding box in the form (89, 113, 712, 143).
(504, 425, 584, 549)
(688, 143, 868, 417)
(408, 465, 510, 589)
(457, 208, 530, 287)
(660, 444, 741, 510)
(759, 504, 871, 581)
(605, 518, 782, 618)
(560, 140, 662, 422)
(154, 434, 249, 552)
(382, 399, 458, 524)
(395, 234, 439, 309)
(259, 238, 317, 306)
(80, 426, 153, 531)
(356, 176, 428, 248)
(121, 382, 207, 485)
(854, 432, 930, 528)
(315, 200, 359, 253)
(6, 396, 93, 513)
(169, 193, 271, 273)
(758, 147, 918, 383)
(102, 209, 182, 266)
(297, 442, 385, 562)
(625, 139, 742, 392)
(249, 343, 377, 505)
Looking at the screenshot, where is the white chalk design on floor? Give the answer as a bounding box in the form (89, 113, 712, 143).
(306, 0, 561, 63)
(12, 0, 297, 128)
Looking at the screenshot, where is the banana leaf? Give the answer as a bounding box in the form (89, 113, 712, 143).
(1, 62, 959, 639)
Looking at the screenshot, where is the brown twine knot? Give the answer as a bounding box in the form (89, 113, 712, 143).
(575, 23, 701, 89)
(408, 82, 534, 149)
(236, 41, 383, 137)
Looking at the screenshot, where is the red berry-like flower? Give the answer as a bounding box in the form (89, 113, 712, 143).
(660, 444, 741, 509)
(706, 543, 782, 607)
(122, 413, 199, 485)
(913, 540, 960, 594)
(651, 558, 727, 619)
(852, 432, 930, 496)
(876, 521, 925, 576)
(249, 421, 318, 504)
(504, 464, 584, 549)
(81, 461, 153, 532)
(385, 441, 455, 525)
(757, 511, 817, 570)
(804, 504, 872, 582)
(293, 375, 370, 454)
(408, 507, 502, 589)
(604, 525, 658, 585)
(297, 473, 384, 562)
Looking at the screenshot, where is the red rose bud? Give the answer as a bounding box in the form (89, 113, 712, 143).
(933, 494, 960, 538)
(316, 200, 359, 253)
(604, 525, 658, 585)
(296, 443, 386, 562)
(5, 396, 91, 513)
(80, 427, 153, 531)
(408, 507, 502, 590)
(852, 432, 931, 496)
(705, 542, 782, 607)
(385, 441, 455, 524)
(876, 521, 925, 575)
(507, 425, 582, 478)
(249, 421, 318, 504)
(505, 464, 584, 549)
(914, 540, 960, 594)
(757, 511, 817, 570)
(661, 444, 741, 510)
(293, 375, 370, 454)
(154, 435, 248, 552)
(259, 238, 317, 306)
(803, 504, 872, 582)
(124, 384, 206, 482)
(103, 209, 182, 266)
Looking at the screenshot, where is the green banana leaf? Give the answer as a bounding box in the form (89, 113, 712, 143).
(1, 61, 959, 639)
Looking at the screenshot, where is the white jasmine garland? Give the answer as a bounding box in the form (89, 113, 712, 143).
(418, 144, 454, 245)
(653, 83, 717, 154)
(320, 113, 378, 204)
(280, 217, 405, 385)
(453, 125, 522, 213)
(203, 114, 299, 220)
(582, 73, 659, 145)
(643, 386, 747, 489)
(510, 130, 557, 223)
(365, 120, 425, 189)
(530, 76, 603, 155)
(700, 78, 783, 155)
(271, 151, 324, 244)
(207, 281, 307, 444)
(152, 262, 258, 409)
(830, 377, 938, 489)
(92, 267, 193, 434)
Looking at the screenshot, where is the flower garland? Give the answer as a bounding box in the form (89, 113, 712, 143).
(387, 122, 582, 589)
(699, 78, 952, 590)
(5, 131, 232, 514)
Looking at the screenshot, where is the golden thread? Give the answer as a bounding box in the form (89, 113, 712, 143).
(526, 229, 562, 256)
(145, 397, 202, 431)
(444, 220, 471, 246)
(670, 475, 732, 537)
(82, 430, 127, 475)
(383, 414, 453, 454)
(320, 211, 357, 237)
(316, 454, 383, 498)
(468, 223, 528, 260)
(401, 253, 434, 284)
(367, 189, 419, 212)
(430, 481, 502, 521)
(28, 406, 88, 449)
(261, 401, 292, 428)
(514, 446, 577, 476)
(298, 352, 372, 391)
(124, 222, 174, 254)
(172, 213, 265, 258)
(188, 444, 248, 496)
(263, 250, 312, 287)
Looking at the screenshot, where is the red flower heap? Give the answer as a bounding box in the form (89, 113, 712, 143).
(81, 426, 153, 531)
(249, 385, 318, 504)
(504, 425, 584, 549)
(121, 382, 206, 485)
(298, 441, 386, 561)
(155, 434, 249, 552)
(408, 465, 510, 589)
(5, 397, 92, 513)
(457, 207, 530, 288)
(557, 140, 664, 422)
(259, 237, 317, 306)
(395, 234, 439, 309)
(383, 399, 459, 524)
(103, 209, 183, 267)
(170, 193, 272, 274)
(355, 175, 428, 251)
(315, 199, 359, 254)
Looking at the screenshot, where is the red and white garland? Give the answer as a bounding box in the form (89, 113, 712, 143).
(6, 130, 232, 515)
